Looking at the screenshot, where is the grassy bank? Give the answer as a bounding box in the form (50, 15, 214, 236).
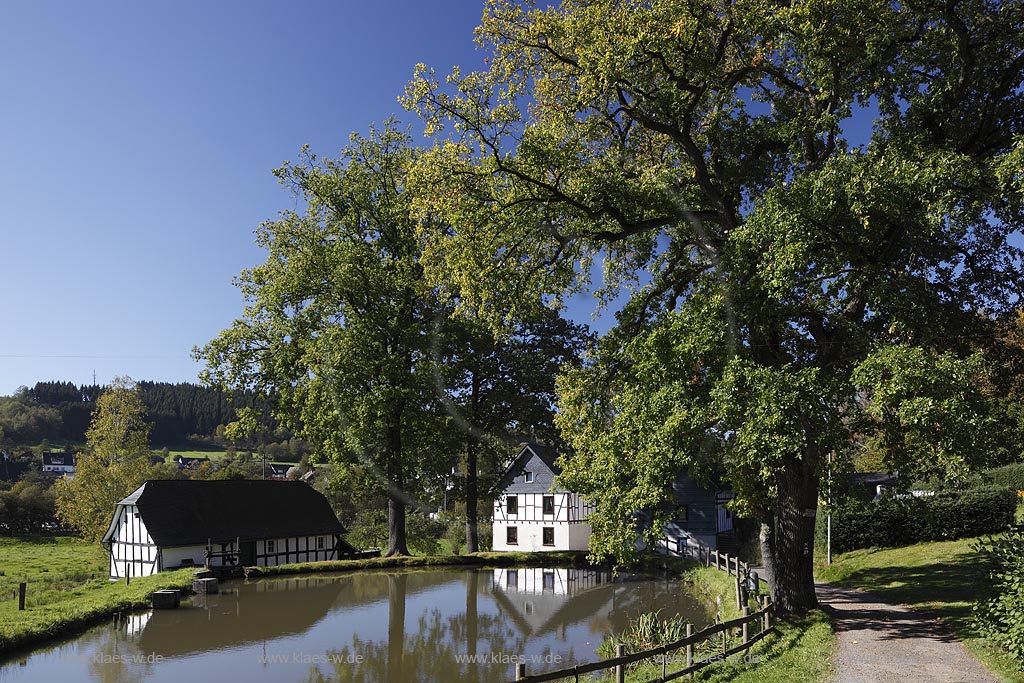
(817, 538, 1024, 683)
(0, 536, 107, 601)
(0, 568, 194, 656)
(601, 564, 833, 683)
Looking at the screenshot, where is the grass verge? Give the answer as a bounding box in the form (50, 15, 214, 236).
(0, 569, 194, 657)
(817, 538, 1024, 683)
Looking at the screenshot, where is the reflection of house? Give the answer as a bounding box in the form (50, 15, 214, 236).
(491, 568, 616, 636)
(134, 577, 345, 656)
(100, 480, 357, 579)
(41, 452, 76, 476)
(492, 444, 594, 552)
(491, 444, 734, 554)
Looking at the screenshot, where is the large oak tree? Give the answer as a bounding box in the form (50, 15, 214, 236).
(405, 0, 1024, 613)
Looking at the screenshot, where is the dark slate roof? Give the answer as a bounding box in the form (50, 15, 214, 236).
(492, 443, 564, 494)
(113, 480, 345, 546)
(42, 452, 75, 466)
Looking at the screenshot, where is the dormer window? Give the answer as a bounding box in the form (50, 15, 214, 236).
(525, 471, 534, 483)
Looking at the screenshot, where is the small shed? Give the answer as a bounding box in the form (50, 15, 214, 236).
(100, 479, 356, 579)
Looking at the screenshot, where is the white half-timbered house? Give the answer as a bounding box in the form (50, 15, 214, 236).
(492, 444, 736, 555)
(492, 444, 595, 552)
(100, 479, 357, 579)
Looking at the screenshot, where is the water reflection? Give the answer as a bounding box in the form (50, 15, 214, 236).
(0, 568, 711, 683)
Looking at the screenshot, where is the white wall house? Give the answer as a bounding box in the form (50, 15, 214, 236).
(100, 480, 357, 579)
(492, 444, 736, 555)
(492, 444, 595, 552)
(41, 452, 76, 477)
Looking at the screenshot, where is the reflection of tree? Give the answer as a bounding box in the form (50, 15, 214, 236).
(304, 570, 526, 683)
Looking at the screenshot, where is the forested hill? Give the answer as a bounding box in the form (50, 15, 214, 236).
(18, 381, 276, 447)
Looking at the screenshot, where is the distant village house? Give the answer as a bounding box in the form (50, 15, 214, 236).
(174, 455, 211, 470)
(41, 451, 76, 477)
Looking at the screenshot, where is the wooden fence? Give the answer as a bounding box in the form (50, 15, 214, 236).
(508, 549, 774, 683)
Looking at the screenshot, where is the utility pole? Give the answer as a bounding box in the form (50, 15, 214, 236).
(826, 451, 833, 566)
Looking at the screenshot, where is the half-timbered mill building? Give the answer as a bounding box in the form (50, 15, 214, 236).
(491, 443, 595, 552)
(100, 479, 356, 579)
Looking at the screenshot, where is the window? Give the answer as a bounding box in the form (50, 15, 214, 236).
(266, 540, 276, 553)
(317, 536, 325, 550)
(507, 526, 518, 545)
(543, 495, 555, 515)
(506, 495, 518, 515)
(675, 504, 689, 522)
(525, 471, 534, 483)
(542, 527, 555, 546)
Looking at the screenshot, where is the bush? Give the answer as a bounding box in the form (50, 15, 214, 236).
(974, 527, 1024, 662)
(984, 463, 1024, 492)
(831, 486, 1018, 553)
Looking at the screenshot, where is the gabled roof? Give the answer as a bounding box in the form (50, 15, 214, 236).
(42, 452, 75, 466)
(492, 443, 562, 494)
(102, 480, 345, 547)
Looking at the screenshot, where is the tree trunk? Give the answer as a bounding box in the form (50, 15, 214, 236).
(387, 493, 410, 557)
(465, 434, 479, 554)
(760, 452, 820, 616)
(385, 413, 409, 557)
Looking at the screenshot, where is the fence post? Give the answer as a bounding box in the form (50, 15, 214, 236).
(735, 574, 742, 610)
(705, 547, 710, 567)
(742, 606, 749, 645)
(516, 662, 527, 680)
(615, 643, 626, 683)
(765, 597, 773, 629)
(686, 623, 693, 679)
(18, 582, 26, 611)
(714, 551, 721, 571)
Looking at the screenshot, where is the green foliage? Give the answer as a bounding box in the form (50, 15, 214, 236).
(0, 395, 61, 447)
(973, 526, 1024, 663)
(0, 481, 56, 535)
(597, 610, 690, 660)
(831, 487, 1018, 553)
(402, 0, 1024, 614)
(197, 123, 461, 556)
(981, 464, 1024, 493)
(853, 346, 1011, 485)
(55, 377, 153, 543)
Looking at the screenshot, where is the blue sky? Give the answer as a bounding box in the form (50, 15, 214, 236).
(0, 0, 506, 394)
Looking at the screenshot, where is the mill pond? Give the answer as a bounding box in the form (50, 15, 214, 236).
(0, 567, 712, 683)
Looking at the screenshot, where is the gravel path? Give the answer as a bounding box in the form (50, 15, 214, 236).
(816, 582, 1001, 683)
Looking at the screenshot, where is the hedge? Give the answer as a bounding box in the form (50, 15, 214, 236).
(974, 526, 1024, 663)
(982, 463, 1024, 492)
(830, 486, 1018, 553)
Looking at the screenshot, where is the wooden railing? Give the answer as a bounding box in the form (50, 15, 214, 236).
(508, 549, 774, 683)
